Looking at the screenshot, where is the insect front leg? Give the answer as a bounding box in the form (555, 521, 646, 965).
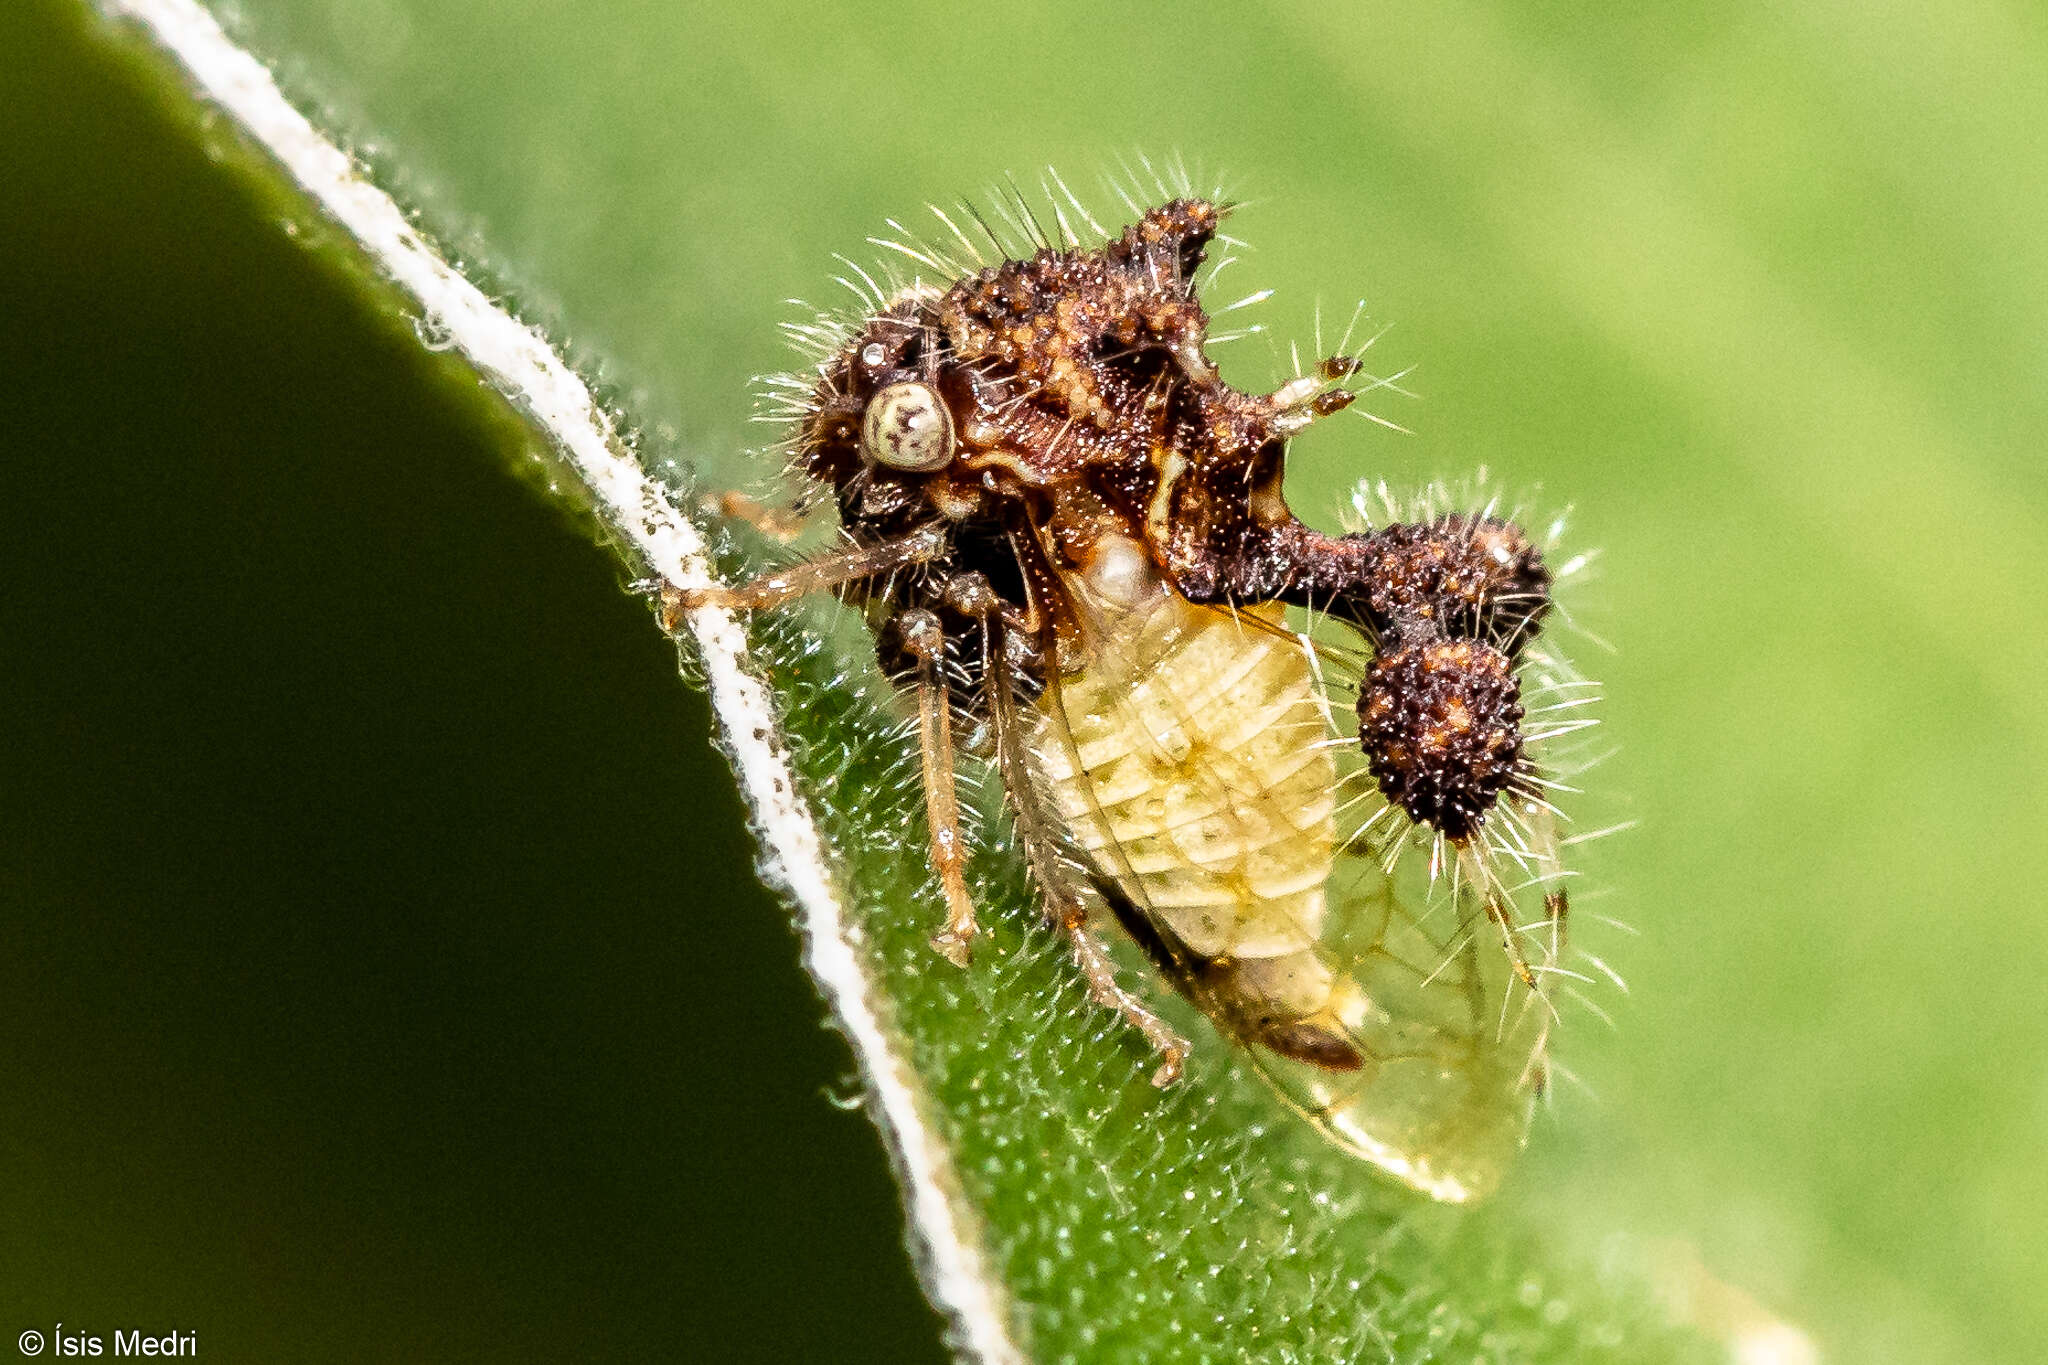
(965, 579, 1190, 1087)
(657, 523, 948, 626)
(701, 488, 815, 542)
(892, 607, 981, 967)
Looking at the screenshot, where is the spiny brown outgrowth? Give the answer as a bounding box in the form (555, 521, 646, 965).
(1342, 515, 1548, 842)
(1350, 515, 1552, 653)
(1358, 637, 1526, 841)
(935, 200, 1219, 432)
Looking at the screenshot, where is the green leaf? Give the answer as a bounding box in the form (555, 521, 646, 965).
(75, 0, 2048, 1360)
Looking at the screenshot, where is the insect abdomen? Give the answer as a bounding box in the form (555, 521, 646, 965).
(1038, 593, 1363, 1060)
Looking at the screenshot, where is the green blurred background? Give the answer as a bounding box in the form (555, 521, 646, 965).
(6, 0, 2047, 1360)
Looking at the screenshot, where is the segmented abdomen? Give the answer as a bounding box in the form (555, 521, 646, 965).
(1032, 579, 1549, 1202)
(1035, 594, 1356, 1045)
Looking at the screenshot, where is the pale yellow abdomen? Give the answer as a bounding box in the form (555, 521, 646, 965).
(1036, 593, 1337, 990)
(1031, 566, 1550, 1203)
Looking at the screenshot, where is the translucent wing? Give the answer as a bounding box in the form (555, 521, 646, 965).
(1032, 568, 1562, 1202)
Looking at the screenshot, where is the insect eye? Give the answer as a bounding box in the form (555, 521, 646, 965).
(861, 381, 955, 472)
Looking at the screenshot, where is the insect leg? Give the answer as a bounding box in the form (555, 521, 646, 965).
(1545, 887, 1571, 974)
(967, 580, 1190, 1087)
(1063, 915, 1190, 1088)
(1473, 870, 1565, 1034)
(1485, 891, 1544, 996)
(894, 608, 980, 967)
(659, 523, 948, 625)
(702, 488, 814, 541)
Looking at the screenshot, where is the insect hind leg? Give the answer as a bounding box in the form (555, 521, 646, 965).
(971, 588, 1189, 1086)
(1063, 915, 1190, 1087)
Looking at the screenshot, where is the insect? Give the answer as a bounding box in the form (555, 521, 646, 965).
(666, 185, 1594, 1202)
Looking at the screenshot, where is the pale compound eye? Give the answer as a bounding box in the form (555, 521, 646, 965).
(861, 381, 954, 472)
